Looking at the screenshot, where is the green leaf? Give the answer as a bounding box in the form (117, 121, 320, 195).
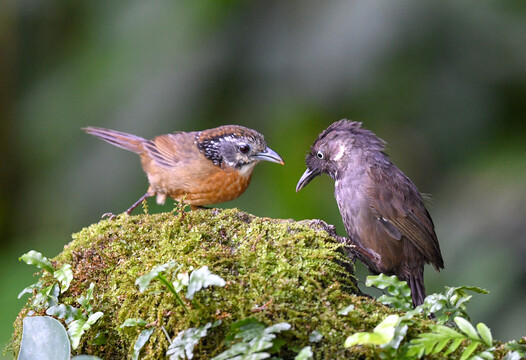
(294, 346, 313, 360)
(186, 266, 226, 300)
(504, 351, 523, 360)
(120, 318, 148, 328)
(166, 322, 219, 359)
(135, 261, 177, 293)
(212, 320, 290, 360)
(433, 337, 451, 354)
(365, 275, 412, 311)
(18, 316, 70, 360)
(477, 351, 495, 360)
(86, 311, 104, 325)
(455, 317, 480, 340)
(20, 250, 54, 274)
(54, 263, 73, 293)
(309, 330, 323, 343)
(132, 328, 154, 360)
(337, 304, 355, 315)
(46, 304, 81, 323)
(18, 281, 43, 299)
(505, 340, 526, 356)
(78, 283, 96, 313)
(460, 340, 480, 360)
(68, 312, 103, 350)
(68, 319, 87, 350)
(345, 315, 399, 347)
(31, 283, 60, 309)
(444, 337, 464, 356)
(476, 322, 493, 346)
(157, 273, 188, 313)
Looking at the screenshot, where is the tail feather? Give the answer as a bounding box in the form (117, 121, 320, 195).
(83, 127, 146, 154)
(406, 271, 426, 308)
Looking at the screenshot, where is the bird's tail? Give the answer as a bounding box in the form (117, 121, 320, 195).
(83, 127, 146, 154)
(406, 270, 426, 308)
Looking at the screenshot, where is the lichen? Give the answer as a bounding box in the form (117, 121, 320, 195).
(9, 207, 434, 359)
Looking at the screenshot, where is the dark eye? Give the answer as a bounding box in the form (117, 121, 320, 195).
(316, 151, 324, 159)
(238, 143, 251, 154)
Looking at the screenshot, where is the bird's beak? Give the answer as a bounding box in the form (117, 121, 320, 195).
(253, 147, 285, 165)
(296, 167, 320, 192)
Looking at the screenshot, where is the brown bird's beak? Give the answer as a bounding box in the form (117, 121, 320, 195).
(296, 167, 320, 192)
(253, 147, 285, 165)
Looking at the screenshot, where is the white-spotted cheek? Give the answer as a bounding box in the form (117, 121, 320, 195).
(333, 144, 346, 161)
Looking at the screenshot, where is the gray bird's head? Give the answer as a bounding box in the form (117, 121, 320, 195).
(197, 125, 284, 175)
(296, 119, 386, 191)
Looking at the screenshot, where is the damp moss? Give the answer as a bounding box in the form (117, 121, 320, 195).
(9, 208, 436, 359)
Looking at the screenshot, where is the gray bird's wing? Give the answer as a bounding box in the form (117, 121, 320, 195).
(366, 164, 444, 270)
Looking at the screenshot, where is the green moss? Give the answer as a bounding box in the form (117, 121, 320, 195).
(9, 208, 434, 359)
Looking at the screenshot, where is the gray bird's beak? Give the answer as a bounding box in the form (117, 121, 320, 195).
(253, 147, 285, 165)
(296, 167, 320, 192)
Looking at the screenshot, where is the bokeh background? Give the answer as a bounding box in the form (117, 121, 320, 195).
(2, 0, 526, 356)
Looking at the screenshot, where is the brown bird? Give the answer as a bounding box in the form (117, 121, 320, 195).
(83, 125, 284, 216)
(296, 120, 443, 307)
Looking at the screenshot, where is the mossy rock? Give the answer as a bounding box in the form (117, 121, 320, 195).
(9, 207, 432, 359)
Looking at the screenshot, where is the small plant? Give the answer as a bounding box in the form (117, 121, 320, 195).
(211, 318, 291, 360)
(135, 260, 226, 313)
(47, 283, 104, 349)
(18, 250, 73, 309)
(166, 321, 221, 360)
(407, 316, 495, 359)
(345, 275, 497, 359)
(17, 250, 104, 357)
(294, 346, 314, 360)
(121, 261, 226, 358)
(420, 285, 489, 324)
(120, 318, 154, 360)
(365, 274, 413, 311)
(504, 340, 526, 360)
(365, 274, 488, 323)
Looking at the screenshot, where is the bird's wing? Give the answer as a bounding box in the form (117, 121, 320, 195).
(143, 132, 198, 168)
(367, 164, 444, 269)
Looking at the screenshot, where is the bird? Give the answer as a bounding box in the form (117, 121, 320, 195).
(83, 125, 284, 216)
(296, 119, 443, 307)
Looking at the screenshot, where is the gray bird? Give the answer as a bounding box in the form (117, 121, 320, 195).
(296, 119, 444, 307)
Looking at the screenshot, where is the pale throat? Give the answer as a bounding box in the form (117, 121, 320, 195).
(238, 161, 258, 177)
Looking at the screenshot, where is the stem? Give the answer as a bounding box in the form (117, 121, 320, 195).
(157, 274, 189, 314)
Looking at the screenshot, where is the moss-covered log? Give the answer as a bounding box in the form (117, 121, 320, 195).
(9, 208, 437, 359)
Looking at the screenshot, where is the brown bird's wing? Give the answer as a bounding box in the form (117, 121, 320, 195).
(366, 163, 444, 271)
(143, 132, 199, 168)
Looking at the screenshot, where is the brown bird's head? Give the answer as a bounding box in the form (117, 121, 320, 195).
(296, 119, 386, 191)
(197, 125, 284, 174)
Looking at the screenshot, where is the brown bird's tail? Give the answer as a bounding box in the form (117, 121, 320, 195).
(83, 127, 146, 154)
(405, 270, 426, 308)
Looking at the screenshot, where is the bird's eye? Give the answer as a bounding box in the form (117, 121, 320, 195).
(316, 151, 325, 159)
(238, 143, 251, 154)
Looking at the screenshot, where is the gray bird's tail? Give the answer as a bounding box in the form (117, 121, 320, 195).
(83, 127, 146, 154)
(406, 271, 426, 308)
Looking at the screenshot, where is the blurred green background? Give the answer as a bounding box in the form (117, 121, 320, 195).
(2, 0, 526, 356)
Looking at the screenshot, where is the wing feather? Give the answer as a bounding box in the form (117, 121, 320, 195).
(143, 132, 198, 168)
(367, 164, 444, 270)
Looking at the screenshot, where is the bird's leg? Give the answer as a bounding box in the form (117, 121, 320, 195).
(102, 192, 151, 220)
(342, 237, 382, 274)
(126, 192, 151, 215)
